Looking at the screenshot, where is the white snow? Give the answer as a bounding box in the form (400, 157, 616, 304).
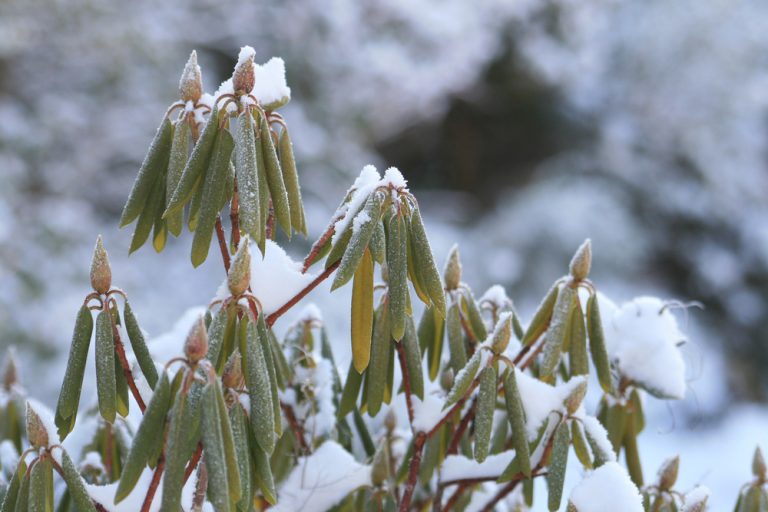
(290, 358, 337, 441)
(146, 306, 207, 364)
(237, 45, 256, 67)
(215, 239, 317, 315)
(682, 486, 710, 511)
(579, 415, 616, 463)
(440, 452, 512, 483)
(479, 284, 512, 310)
(298, 303, 323, 324)
(252, 57, 292, 107)
(273, 441, 371, 512)
(80, 451, 106, 474)
(514, 369, 586, 441)
(26, 398, 60, 447)
(331, 165, 382, 246)
(351, 210, 371, 236)
(381, 167, 407, 189)
(568, 461, 643, 512)
(599, 294, 688, 399)
(411, 391, 449, 433)
(0, 440, 18, 473)
(85, 466, 197, 512)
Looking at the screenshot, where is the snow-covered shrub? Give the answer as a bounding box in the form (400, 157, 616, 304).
(0, 46, 759, 512)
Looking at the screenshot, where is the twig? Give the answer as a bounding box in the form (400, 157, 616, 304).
(192, 461, 208, 511)
(400, 432, 427, 512)
(479, 480, 519, 512)
(302, 220, 339, 273)
(215, 216, 231, 273)
(183, 443, 204, 484)
(281, 401, 310, 453)
(446, 397, 476, 456)
(266, 261, 340, 327)
(141, 454, 165, 512)
(109, 304, 147, 413)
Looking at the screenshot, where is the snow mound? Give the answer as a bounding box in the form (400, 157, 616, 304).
(568, 461, 643, 512)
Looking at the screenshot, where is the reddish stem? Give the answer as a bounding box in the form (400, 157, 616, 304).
(141, 454, 165, 512)
(266, 261, 340, 327)
(215, 216, 231, 273)
(109, 305, 147, 413)
(184, 443, 204, 484)
(281, 401, 310, 453)
(400, 432, 426, 512)
(302, 220, 339, 273)
(446, 398, 476, 456)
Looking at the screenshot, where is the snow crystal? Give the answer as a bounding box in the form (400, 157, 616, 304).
(568, 462, 643, 512)
(215, 239, 317, 315)
(273, 441, 371, 512)
(600, 294, 687, 399)
(682, 486, 710, 511)
(514, 369, 586, 441)
(440, 452, 512, 483)
(252, 57, 292, 107)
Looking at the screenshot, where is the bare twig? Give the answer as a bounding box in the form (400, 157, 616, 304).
(141, 454, 165, 512)
(109, 303, 147, 413)
(281, 401, 310, 453)
(266, 261, 340, 327)
(215, 216, 231, 273)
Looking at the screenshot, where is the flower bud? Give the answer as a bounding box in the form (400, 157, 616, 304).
(233, 46, 255, 96)
(26, 401, 49, 449)
(440, 367, 455, 393)
(222, 351, 243, 389)
(443, 244, 462, 291)
(384, 409, 397, 434)
(490, 312, 513, 354)
(371, 438, 390, 486)
(179, 50, 203, 103)
(753, 446, 766, 481)
(657, 455, 680, 490)
(569, 239, 592, 281)
(1, 346, 18, 392)
(228, 237, 251, 296)
(184, 315, 209, 363)
(90, 235, 112, 294)
(563, 379, 587, 415)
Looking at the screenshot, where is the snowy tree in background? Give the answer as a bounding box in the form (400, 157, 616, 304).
(3, 45, 764, 512)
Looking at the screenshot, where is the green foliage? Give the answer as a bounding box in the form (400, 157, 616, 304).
(0, 45, 753, 512)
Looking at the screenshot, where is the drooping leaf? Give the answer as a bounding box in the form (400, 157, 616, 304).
(473, 366, 497, 462)
(121, 116, 174, 227)
(350, 249, 375, 373)
(191, 126, 234, 267)
(366, 300, 391, 416)
(165, 106, 220, 216)
(55, 305, 93, 438)
(95, 309, 116, 423)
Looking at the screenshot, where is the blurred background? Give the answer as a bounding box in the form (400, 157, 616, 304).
(1, 0, 767, 508)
